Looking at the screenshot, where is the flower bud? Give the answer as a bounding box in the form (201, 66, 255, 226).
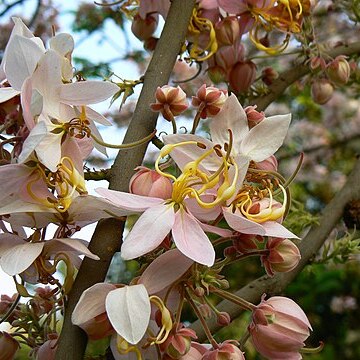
(216, 311, 231, 326)
(309, 56, 326, 71)
(143, 36, 158, 51)
(249, 296, 312, 359)
(261, 66, 278, 86)
(131, 13, 158, 41)
(229, 61, 257, 93)
(129, 166, 173, 199)
(192, 84, 228, 118)
(160, 325, 197, 359)
(194, 286, 205, 297)
(244, 105, 265, 127)
(0, 332, 19, 360)
(214, 41, 244, 76)
(261, 237, 301, 276)
(202, 341, 245, 360)
(311, 79, 334, 104)
(326, 56, 351, 85)
(207, 65, 228, 84)
(150, 85, 188, 120)
(215, 16, 241, 46)
(199, 304, 212, 319)
(232, 234, 261, 254)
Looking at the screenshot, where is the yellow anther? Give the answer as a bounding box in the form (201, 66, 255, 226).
(238, 185, 287, 223)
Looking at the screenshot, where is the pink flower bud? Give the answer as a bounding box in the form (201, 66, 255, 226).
(143, 36, 158, 51)
(261, 237, 301, 276)
(232, 234, 261, 254)
(214, 41, 245, 75)
(255, 155, 278, 172)
(160, 324, 197, 359)
(261, 67, 279, 86)
(244, 105, 265, 128)
(150, 85, 188, 120)
(131, 13, 158, 41)
(207, 65, 228, 84)
(215, 16, 241, 46)
(199, 304, 212, 319)
(192, 84, 228, 118)
(217, 311, 231, 326)
(249, 296, 312, 359)
(311, 79, 334, 104)
(36, 335, 58, 360)
(202, 341, 245, 360)
(79, 312, 115, 340)
(326, 56, 351, 85)
(129, 166, 173, 199)
(0, 332, 19, 360)
(309, 56, 326, 71)
(229, 61, 257, 94)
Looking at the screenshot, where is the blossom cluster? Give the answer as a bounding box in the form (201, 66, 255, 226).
(0, 14, 315, 360)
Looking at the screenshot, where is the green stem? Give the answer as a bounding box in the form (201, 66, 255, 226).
(91, 130, 156, 149)
(212, 288, 256, 312)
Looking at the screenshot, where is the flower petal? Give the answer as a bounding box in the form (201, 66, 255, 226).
(72, 283, 117, 326)
(262, 221, 299, 239)
(240, 114, 291, 162)
(210, 93, 249, 150)
(18, 120, 48, 164)
(223, 208, 266, 235)
(163, 134, 220, 172)
(172, 209, 215, 266)
(105, 285, 151, 344)
(121, 204, 175, 260)
(60, 81, 118, 105)
(0, 241, 44, 276)
(43, 238, 100, 260)
(139, 248, 193, 294)
(95, 188, 163, 212)
(4, 35, 44, 90)
(0, 87, 20, 103)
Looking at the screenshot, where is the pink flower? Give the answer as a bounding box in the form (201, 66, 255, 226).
(150, 85, 189, 121)
(192, 84, 228, 118)
(129, 166, 173, 199)
(95, 187, 219, 266)
(249, 296, 312, 360)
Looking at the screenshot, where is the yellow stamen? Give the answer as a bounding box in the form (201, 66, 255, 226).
(116, 336, 143, 360)
(149, 296, 172, 345)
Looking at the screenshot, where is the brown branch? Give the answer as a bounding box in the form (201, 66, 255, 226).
(278, 132, 360, 161)
(55, 1, 196, 359)
(252, 41, 360, 112)
(192, 156, 360, 341)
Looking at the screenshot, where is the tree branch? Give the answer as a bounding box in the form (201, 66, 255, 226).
(252, 41, 360, 112)
(55, 1, 196, 359)
(192, 156, 360, 341)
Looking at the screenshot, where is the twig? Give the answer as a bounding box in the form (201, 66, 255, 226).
(251, 41, 360, 111)
(192, 156, 360, 341)
(55, 1, 196, 359)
